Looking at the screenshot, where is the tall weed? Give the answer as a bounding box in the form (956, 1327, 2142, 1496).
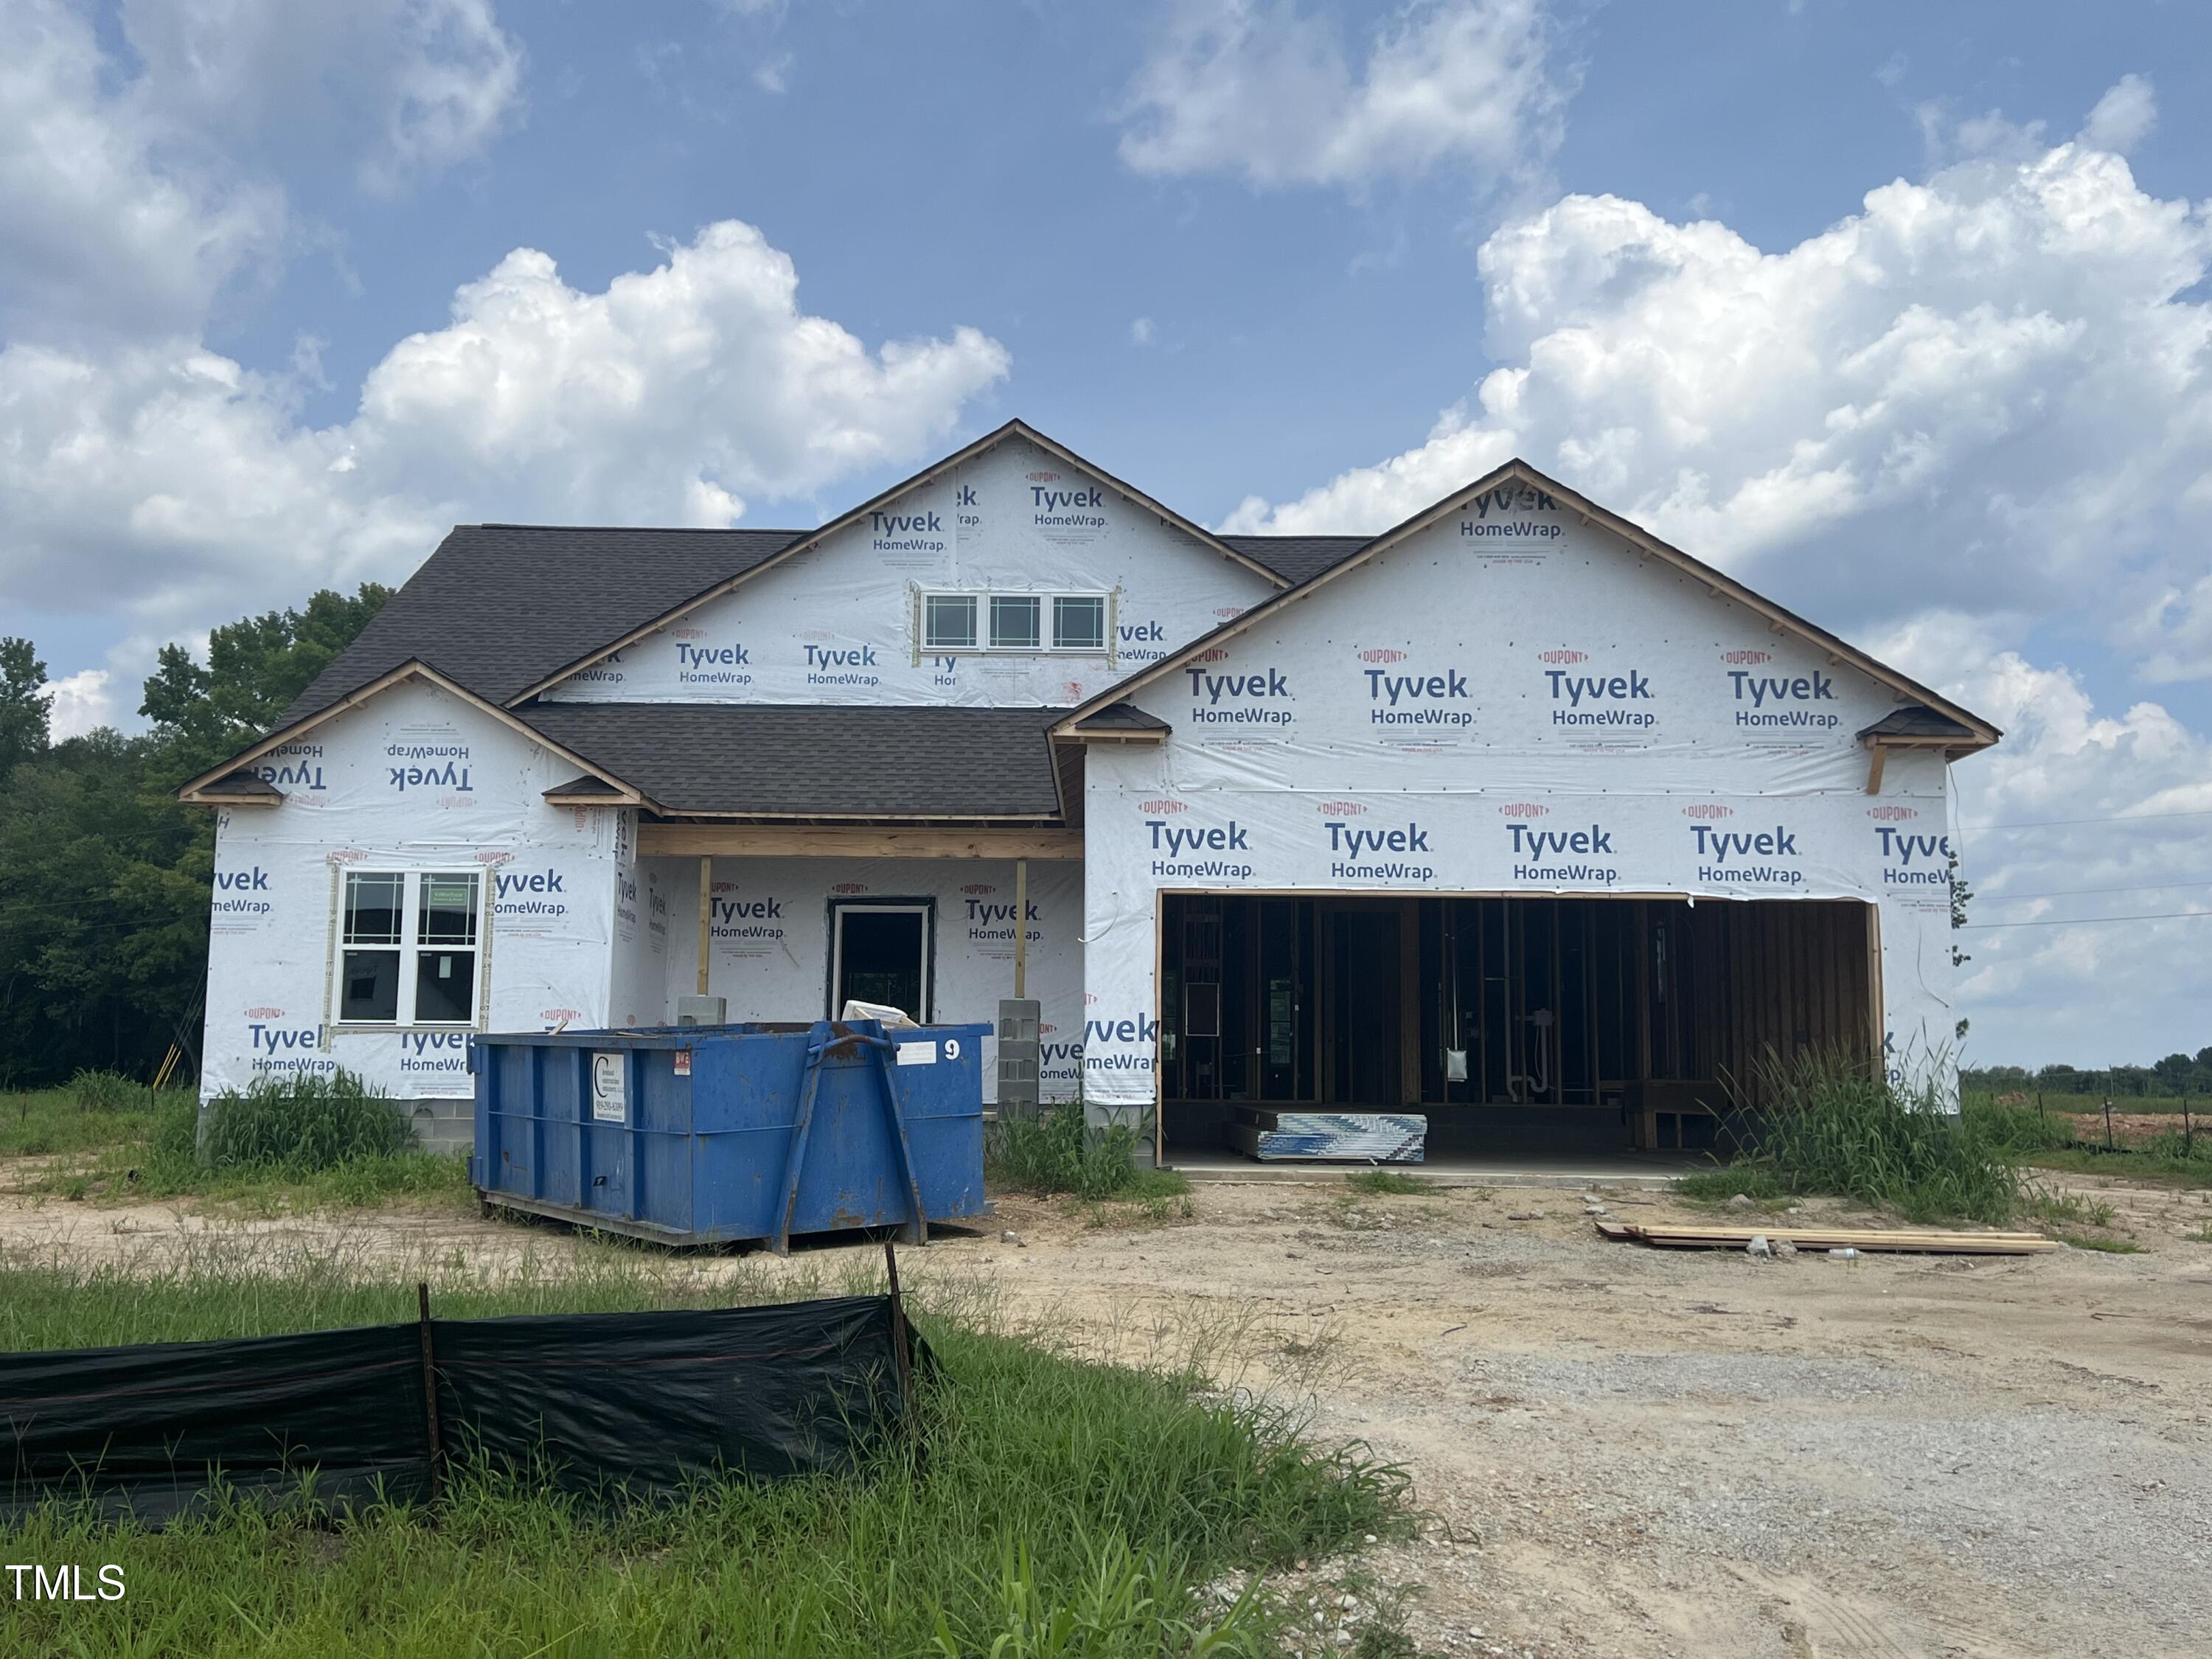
(198, 1069, 414, 1171)
(989, 1103, 1149, 1200)
(1692, 1049, 2020, 1225)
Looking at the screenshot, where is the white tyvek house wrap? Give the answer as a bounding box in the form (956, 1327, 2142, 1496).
(203, 680, 625, 1102)
(1079, 495, 1963, 1107)
(536, 438, 1279, 708)
(646, 855, 1083, 1102)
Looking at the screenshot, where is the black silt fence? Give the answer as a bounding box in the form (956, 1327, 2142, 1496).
(0, 1293, 923, 1525)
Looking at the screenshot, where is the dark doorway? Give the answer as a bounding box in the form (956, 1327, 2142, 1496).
(1160, 892, 1877, 1158)
(830, 902, 931, 1021)
(1324, 906, 1401, 1105)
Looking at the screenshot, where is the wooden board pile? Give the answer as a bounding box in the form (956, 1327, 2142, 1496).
(1595, 1220, 2057, 1255)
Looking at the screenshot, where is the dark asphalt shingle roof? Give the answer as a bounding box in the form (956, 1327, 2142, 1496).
(517, 703, 1069, 818)
(1069, 701, 1171, 732)
(1222, 534, 1371, 585)
(281, 524, 804, 724)
(1858, 706, 1978, 740)
(281, 526, 1373, 728)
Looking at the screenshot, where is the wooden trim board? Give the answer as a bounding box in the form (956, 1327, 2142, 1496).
(1596, 1220, 2057, 1254)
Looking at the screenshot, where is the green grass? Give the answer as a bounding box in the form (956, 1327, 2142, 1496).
(1959, 1094, 2212, 1189)
(0, 1246, 1409, 1658)
(1342, 1170, 1431, 1197)
(0, 1084, 178, 1160)
(2011, 1146, 2212, 1189)
(2050, 1231, 2145, 1254)
(1679, 1051, 2023, 1225)
(1962, 1087, 2206, 1118)
(10, 1075, 476, 1216)
(2020, 1188, 2117, 1229)
(987, 1103, 1164, 1202)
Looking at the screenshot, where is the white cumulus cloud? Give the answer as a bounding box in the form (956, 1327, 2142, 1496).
(0, 0, 285, 339)
(1222, 86, 2212, 669)
(42, 668, 118, 741)
(1119, 0, 1571, 190)
(0, 220, 1011, 668)
(114, 0, 525, 198)
(0, 0, 524, 344)
(1219, 80, 2212, 1060)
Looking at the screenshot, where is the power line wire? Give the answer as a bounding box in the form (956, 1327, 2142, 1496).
(1961, 909, 2212, 931)
(1959, 807, 2212, 833)
(1978, 877, 2212, 904)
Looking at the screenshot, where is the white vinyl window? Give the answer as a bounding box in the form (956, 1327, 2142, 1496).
(922, 594, 976, 650)
(989, 594, 1041, 650)
(1052, 594, 1106, 650)
(919, 591, 1110, 655)
(336, 870, 484, 1026)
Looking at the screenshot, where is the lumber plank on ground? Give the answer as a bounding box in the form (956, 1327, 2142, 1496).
(1596, 1221, 2057, 1255)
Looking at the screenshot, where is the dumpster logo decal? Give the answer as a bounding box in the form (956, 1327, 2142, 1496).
(591, 1052, 627, 1121)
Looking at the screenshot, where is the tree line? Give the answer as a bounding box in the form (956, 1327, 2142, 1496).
(1964, 1053, 2212, 1099)
(0, 587, 389, 1088)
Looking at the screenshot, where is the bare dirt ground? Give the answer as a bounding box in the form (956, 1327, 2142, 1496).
(3, 1171, 2208, 1658)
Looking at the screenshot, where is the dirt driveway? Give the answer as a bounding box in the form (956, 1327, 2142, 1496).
(3, 1172, 2208, 1658)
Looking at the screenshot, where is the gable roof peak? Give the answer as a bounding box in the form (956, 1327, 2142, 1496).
(507, 417, 1291, 705)
(1054, 461, 1999, 749)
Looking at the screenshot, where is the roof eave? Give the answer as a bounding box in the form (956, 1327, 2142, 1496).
(176, 660, 656, 810)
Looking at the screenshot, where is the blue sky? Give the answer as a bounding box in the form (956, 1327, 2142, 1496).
(4, 0, 2209, 1064)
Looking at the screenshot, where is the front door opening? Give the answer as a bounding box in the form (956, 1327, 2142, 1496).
(1160, 893, 1877, 1159)
(830, 901, 932, 1023)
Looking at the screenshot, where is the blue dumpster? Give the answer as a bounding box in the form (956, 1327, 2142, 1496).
(468, 1020, 988, 1249)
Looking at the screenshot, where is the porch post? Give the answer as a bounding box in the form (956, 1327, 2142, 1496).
(696, 857, 712, 996)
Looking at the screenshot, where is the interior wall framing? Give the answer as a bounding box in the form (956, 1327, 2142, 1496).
(1156, 891, 1877, 1136)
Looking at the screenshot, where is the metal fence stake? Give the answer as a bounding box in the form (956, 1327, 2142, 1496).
(416, 1281, 443, 1506)
(883, 1237, 925, 1472)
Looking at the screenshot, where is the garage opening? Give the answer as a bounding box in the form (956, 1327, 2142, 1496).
(1158, 894, 1877, 1161)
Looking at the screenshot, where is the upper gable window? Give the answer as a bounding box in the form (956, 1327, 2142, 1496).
(920, 591, 1110, 655)
(923, 594, 977, 650)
